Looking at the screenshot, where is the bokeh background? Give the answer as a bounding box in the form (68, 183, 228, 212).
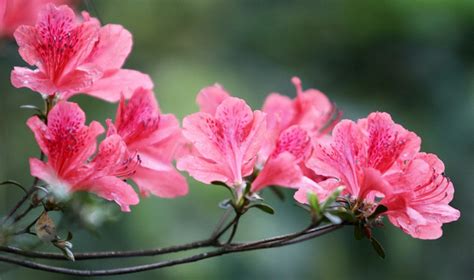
(0, 0, 472, 279)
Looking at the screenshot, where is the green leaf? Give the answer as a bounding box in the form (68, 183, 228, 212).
(321, 186, 344, 210)
(308, 193, 320, 214)
(211, 181, 234, 196)
(354, 222, 364, 240)
(334, 210, 356, 223)
(66, 231, 73, 241)
(211, 181, 228, 187)
(269, 186, 285, 201)
(369, 205, 388, 219)
(20, 104, 43, 114)
(324, 212, 342, 224)
(251, 203, 275, 215)
(61, 247, 75, 261)
(218, 199, 232, 209)
(370, 237, 386, 259)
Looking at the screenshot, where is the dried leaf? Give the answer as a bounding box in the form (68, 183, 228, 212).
(35, 212, 57, 242)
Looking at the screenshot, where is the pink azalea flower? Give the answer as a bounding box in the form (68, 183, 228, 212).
(381, 153, 460, 239)
(262, 76, 339, 139)
(185, 82, 319, 194)
(11, 3, 152, 101)
(0, 0, 73, 38)
(107, 88, 188, 198)
(251, 125, 312, 192)
(177, 95, 267, 188)
(296, 112, 460, 239)
(27, 101, 139, 212)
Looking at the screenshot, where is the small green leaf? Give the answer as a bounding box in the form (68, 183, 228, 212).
(321, 186, 344, 210)
(211, 181, 228, 187)
(66, 231, 73, 241)
(369, 205, 388, 219)
(20, 105, 43, 114)
(354, 222, 364, 240)
(252, 203, 275, 215)
(370, 237, 386, 259)
(211, 181, 234, 196)
(218, 199, 232, 209)
(269, 186, 285, 201)
(334, 210, 356, 223)
(324, 212, 342, 224)
(61, 247, 75, 261)
(308, 193, 320, 214)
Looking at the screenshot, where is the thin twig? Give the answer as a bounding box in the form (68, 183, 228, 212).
(210, 208, 233, 240)
(0, 239, 214, 261)
(1, 188, 36, 225)
(225, 215, 241, 244)
(0, 180, 27, 194)
(0, 224, 342, 276)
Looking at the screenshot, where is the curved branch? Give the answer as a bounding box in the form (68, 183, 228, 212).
(0, 238, 213, 261)
(0, 224, 343, 276)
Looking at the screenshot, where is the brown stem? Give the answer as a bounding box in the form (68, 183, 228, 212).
(0, 224, 342, 276)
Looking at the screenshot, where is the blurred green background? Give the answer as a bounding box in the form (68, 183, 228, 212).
(0, 0, 472, 279)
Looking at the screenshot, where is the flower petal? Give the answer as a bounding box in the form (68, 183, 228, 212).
(196, 83, 230, 114)
(252, 152, 303, 192)
(85, 176, 139, 212)
(11, 67, 56, 95)
(83, 69, 154, 102)
(132, 166, 188, 198)
(86, 24, 132, 70)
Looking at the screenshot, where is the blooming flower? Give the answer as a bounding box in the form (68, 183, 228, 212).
(11, 3, 152, 101)
(107, 88, 188, 198)
(182, 82, 323, 194)
(177, 91, 266, 188)
(0, 0, 73, 38)
(27, 101, 139, 212)
(251, 125, 312, 192)
(295, 112, 460, 239)
(380, 152, 460, 239)
(262, 77, 339, 139)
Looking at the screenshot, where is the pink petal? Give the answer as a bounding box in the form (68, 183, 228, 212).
(271, 125, 311, 162)
(384, 158, 431, 191)
(56, 67, 102, 100)
(11, 67, 56, 96)
(176, 154, 231, 185)
(180, 96, 266, 186)
(112, 88, 160, 146)
(240, 110, 267, 179)
(262, 93, 295, 132)
(251, 152, 303, 192)
(26, 115, 50, 156)
(362, 112, 421, 172)
(181, 112, 225, 165)
(85, 176, 139, 212)
(90, 134, 131, 178)
(132, 166, 188, 198)
(86, 24, 132, 70)
(294, 178, 334, 204)
(47, 102, 104, 173)
(307, 120, 364, 196)
(29, 158, 56, 186)
(196, 84, 230, 114)
(291, 77, 334, 135)
(13, 25, 40, 65)
(83, 69, 154, 102)
(28, 102, 104, 178)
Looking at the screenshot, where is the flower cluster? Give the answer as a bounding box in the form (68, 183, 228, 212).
(9, 3, 459, 240)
